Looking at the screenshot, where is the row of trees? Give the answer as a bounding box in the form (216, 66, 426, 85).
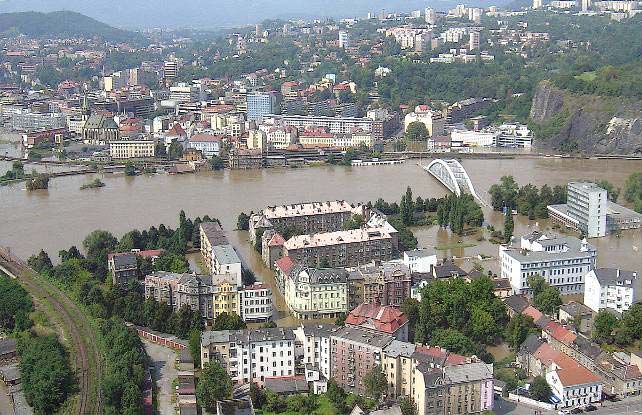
(0, 273, 33, 332)
(592, 304, 642, 347)
(100, 318, 147, 414)
(25, 173, 50, 191)
(18, 334, 73, 413)
(489, 176, 567, 219)
(436, 194, 484, 235)
(623, 172, 642, 213)
(402, 276, 508, 362)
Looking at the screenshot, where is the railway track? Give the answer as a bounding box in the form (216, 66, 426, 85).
(0, 248, 102, 414)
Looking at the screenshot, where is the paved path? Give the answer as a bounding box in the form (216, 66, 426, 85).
(143, 340, 178, 415)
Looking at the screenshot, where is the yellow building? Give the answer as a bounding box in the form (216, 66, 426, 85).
(212, 274, 240, 318)
(109, 139, 155, 159)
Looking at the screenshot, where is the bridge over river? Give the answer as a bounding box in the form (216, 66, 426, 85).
(421, 159, 488, 207)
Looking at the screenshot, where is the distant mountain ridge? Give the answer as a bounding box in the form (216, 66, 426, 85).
(0, 0, 511, 29)
(0, 11, 142, 41)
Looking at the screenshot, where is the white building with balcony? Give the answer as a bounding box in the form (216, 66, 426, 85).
(239, 283, 273, 322)
(584, 268, 638, 313)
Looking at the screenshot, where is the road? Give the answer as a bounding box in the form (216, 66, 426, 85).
(143, 340, 179, 415)
(495, 396, 642, 415)
(0, 247, 102, 415)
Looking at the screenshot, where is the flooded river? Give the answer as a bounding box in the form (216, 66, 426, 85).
(1, 157, 640, 316)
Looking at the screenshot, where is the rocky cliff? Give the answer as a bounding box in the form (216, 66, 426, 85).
(529, 81, 642, 155)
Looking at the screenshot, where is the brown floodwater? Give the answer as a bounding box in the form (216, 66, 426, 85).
(1, 157, 641, 322)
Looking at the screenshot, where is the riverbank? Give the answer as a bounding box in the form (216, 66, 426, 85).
(0, 158, 640, 284)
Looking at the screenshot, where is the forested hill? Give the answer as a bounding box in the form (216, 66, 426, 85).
(0, 11, 142, 42)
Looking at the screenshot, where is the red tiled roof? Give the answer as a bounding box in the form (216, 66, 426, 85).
(346, 303, 408, 334)
(554, 353, 602, 386)
(275, 256, 295, 275)
(136, 249, 165, 258)
(522, 306, 543, 322)
(544, 321, 577, 345)
(190, 134, 223, 143)
(268, 233, 286, 247)
(534, 342, 601, 386)
(168, 123, 186, 137)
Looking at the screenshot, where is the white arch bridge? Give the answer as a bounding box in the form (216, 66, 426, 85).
(421, 159, 488, 207)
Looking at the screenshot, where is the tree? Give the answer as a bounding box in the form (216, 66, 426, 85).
(26, 173, 49, 191)
(400, 396, 418, 415)
(27, 249, 53, 273)
(210, 155, 225, 170)
(405, 121, 429, 141)
(262, 321, 277, 328)
(188, 329, 202, 368)
(504, 212, 514, 243)
(401, 298, 420, 342)
(363, 365, 387, 401)
(400, 187, 415, 226)
(83, 230, 117, 260)
(168, 141, 184, 160)
(335, 312, 346, 326)
(59, 246, 84, 262)
(534, 286, 562, 315)
(196, 361, 232, 411)
(213, 312, 246, 331)
(597, 179, 620, 202)
(18, 335, 73, 413)
(471, 307, 498, 344)
(153, 252, 189, 273)
(527, 275, 548, 298)
(593, 310, 618, 343)
(504, 314, 536, 350)
(529, 376, 552, 402)
(250, 382, 267, 409)
(326, 379, 347, 414)
(124, 162, 137, 176)
(237, 212, 250, 230)
(0, 274, 33, 330)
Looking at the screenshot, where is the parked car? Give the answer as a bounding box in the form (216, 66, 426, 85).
(570, 408, 584, 414)
(558, 410, 571, 415)
(584, 405, 597, 412)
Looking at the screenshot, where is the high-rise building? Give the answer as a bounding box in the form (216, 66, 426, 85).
(163, 60, 178, 84)
(581, 0, 592, 11)
(338, 31, 350, 49)
(425, 8, 437, 24)
(567, 182, 607, 238)
(469, 31, 481, 51)
(247, 92, 278, 122)
(533, 0, 543, 8)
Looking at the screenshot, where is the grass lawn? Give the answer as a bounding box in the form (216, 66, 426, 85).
(257, 395, 337, 415)
(575, 71, 597, 82)
(435, 241, 477, 250)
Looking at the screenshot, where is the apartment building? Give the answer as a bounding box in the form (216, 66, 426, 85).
(109, 139, 155, 159)
(284, 265, 349, 320)
(212, 245, 242, 287)
(200, 327, 296, 384)
(347, 260, 412, 307)
(247, 92, 278, 121)
(294, 324, 342, 387)
(144, 272, 215, 319)
(249, 201, 369, 243)
(188, 134, 222, 157)
(11, 110, 67, 131)
(211, 274, 241, 319)
(500, 232, 597, 295)
(265, 115, 378, 138)
(330, 326, 394, 395)
(239, 283, 273, 322)
(584, 268, 638, 313)
(283, 226, 397, 268)
(442, 363, 494, 415)
(200, 221, 231, 271)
